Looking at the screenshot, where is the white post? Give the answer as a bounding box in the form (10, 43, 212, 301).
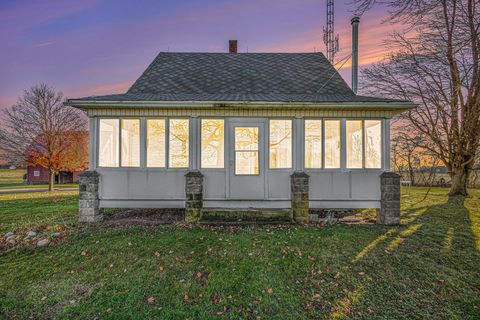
(340, 118, 347, 170)
(88, 117, 96, 170)
(294, 117, 304, 171)
(140, 117, 147, 168)
(384, 119, 391, 171)
(190, 117, 200, 170)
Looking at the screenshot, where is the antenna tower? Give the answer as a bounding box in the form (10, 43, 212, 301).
(323, 0, 340, 63)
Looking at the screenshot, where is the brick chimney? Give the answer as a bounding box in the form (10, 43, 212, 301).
(229, 40, 238, 53)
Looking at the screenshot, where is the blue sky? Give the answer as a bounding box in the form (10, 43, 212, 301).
(0, 0, 399, 108)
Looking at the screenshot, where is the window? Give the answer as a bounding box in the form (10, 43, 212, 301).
(324, 120, 340, 168)
(346, 120, 363, 168)
(201, 119, 224, 168)
(121, 119, 140, 167)
(305, 120, 322, 168)
(33, 170, 40, 177)
(99, 119, 119, 167)
(147, 119, 166, 167)
(269, 120, 292, 168)
(235, 127, 259, 175)
(365, 120, 382, 168)
(169, 119, 189, 168)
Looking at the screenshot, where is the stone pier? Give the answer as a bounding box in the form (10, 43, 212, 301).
(377, 171, 401, 225)
(185, 170, 203, 222)
(291, 171, 309, 224)
(78, 171, 102, 223)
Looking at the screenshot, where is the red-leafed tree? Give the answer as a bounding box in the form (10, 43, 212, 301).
(0, 84, 87, 191)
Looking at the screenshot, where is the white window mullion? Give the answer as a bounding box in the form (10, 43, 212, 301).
(362, 120, 366, 169)
(191, 117, 199, 170)
(166, 118, 170, 168)
(322, 119, 325, 169)
(294, 117, 303, 171)
(384, 119, 390, 170)
(340, 119, 347, 170)
(140, 117, 147, 168)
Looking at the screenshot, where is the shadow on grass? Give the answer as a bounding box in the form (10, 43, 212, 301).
(340, 194, 480, 319)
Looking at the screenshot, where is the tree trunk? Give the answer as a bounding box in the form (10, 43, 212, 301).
(48, 170, 55, 192)
(408, 168, 415, 186)
(449, 165, 470, 196)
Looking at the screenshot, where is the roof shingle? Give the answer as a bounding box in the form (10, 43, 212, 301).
(70, 52, 407, 104)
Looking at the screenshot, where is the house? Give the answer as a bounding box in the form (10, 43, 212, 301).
(24, 131, 88, 184)
(67, 20, 414, 224)
(26, 166, 82, 184)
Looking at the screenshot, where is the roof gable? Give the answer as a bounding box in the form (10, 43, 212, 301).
(127, 52, 354, 97)
(67, 51, 413, 107)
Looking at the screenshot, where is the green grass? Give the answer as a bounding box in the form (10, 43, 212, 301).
(0, 169, 78, 189)
(0, 188, 479, 319)
(0, 191, 78, 233)
(0, 169, 26, 186)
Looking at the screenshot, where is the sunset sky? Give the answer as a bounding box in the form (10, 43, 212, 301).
(0, 0, 401, 109)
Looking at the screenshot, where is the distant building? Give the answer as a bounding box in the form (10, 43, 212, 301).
(26, 166, 82, 184)
(24, 131, 88, 184)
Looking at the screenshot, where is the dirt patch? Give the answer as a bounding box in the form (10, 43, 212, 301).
(102, 208, 185, 227)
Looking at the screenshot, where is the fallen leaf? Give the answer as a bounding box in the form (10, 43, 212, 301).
(81, 249, 88, 256)
(159, 266, 164, 272)
(210, 292, 220, 305)
(154, 251, 160, 257)
(267, 288, 273, 295)
(147, 296, 156, 304)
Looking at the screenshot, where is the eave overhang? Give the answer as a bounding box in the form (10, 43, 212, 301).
(66, 99, 415, 112)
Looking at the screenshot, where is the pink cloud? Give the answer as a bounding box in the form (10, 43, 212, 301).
(259, 15, 402, 67)
(33, 41, 56, 48)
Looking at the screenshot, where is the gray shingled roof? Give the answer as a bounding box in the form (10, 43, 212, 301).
(70, 52, 405, 104)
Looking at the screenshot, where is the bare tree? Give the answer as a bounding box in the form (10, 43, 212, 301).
(355, 0, 480, 196)
(0, 84, 87, 191)
(391, 130, 423, 185)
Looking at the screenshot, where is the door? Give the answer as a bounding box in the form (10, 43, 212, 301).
(229, 121, 266, 199)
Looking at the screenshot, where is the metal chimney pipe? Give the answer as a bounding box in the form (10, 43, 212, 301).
(351, 17, 360, 94)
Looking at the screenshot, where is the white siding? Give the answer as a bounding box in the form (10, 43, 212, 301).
(90, 111, 392, 209)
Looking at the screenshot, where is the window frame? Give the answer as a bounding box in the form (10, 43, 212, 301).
(97, 117, 191, 170)
(234, 126, 261, 176)
(168, 117, 190, 169)
(304, 118, 324, 170)
(268, 118, 293, 170)
(120, 118, 141, 168)
(364, 119, 383, 169)
(323, 118, 342, 170)
(345, 119, 365, 169)
(146, 117, 167, 168)
(97, 117, 120, 168)
(200, 118, 226, 170)
(97, 117, 142, 168)
(303, 118, 384, 171)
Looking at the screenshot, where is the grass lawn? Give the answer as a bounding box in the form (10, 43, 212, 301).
(0, 169, 26, 187)
(0, 169, 78, 190)
(0, 188, 479, 319)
